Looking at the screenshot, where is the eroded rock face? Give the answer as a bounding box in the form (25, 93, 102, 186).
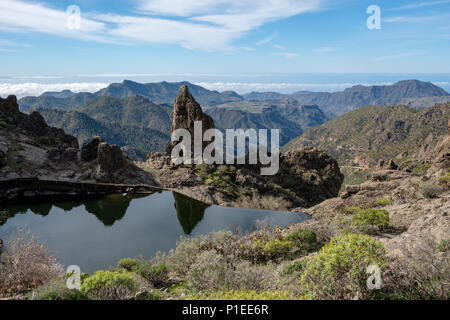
(0, 95, 19, 113)
(95, 142, 131, 182)
(277, 148, 344, 203)
(81, 136, 104, 162)
(166, 85, 214, 156)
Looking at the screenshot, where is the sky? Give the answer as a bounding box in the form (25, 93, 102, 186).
(0, 0, 450, 96)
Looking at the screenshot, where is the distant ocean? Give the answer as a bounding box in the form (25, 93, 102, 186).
(1, 73, 449, 98)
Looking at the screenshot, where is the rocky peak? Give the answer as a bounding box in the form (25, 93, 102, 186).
(166, 85, 214, 156)
(0, 95, 19, 114)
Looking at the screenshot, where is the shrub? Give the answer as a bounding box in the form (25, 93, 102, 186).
(117, 258, 138, 271)
(420, 184, 443, 199)
(282, 259, 307, 276)
(343, 206, 361, 214)
(381, 238, 449, 300)
(0, 229, 63, 297)
(299, 233, 386, 299)
(135, 264, 168, 286)
(233, 192, 293, 211)
(198, 290, 298, 300)
(438, 172, 450, 186)
(352, 208, 390, 233)
(80, 270, 137, 300)
(250, 239, 293, 262)
(375, 199, 393, 206)
(285, 229, 320, 255)
(31, 279, 87, 300)
(438, 240, 449, 253)
(186, 250, 227, 291)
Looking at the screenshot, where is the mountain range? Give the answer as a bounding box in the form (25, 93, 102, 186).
(283, 102, 450, 172)
(18, 79, 450, 160)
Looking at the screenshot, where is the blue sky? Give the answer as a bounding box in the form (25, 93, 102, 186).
(0, 0, 449, 77)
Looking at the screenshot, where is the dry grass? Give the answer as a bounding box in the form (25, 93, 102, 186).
(233, 192, 293, 211)
(0, 229, 63, 298)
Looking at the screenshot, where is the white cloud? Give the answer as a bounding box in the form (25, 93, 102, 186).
(374, 51, 425, 61)
(0, 82, 108, 98)
(0, 0, 325, 50)
(273, 44, 285, 50)
(384, 14, 449, 23)
(315, 46, 335, 53)
(389, 0, 450, 10)
(272, 52, 298, 59)
(257, 34, 277, 45)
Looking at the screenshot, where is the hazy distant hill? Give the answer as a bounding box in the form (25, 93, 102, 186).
(19, 80, 244, 111)
(75, 95, 172, 135)
(243, 80, 449, 118)
(19, 92, 96, 111)
(207, 98, 329, 145)
(283, 102, 450, 170)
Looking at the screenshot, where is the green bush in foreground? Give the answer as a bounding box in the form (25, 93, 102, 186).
(352, 208, 390, 233)
(285, 229, 320, 254)
(299, 233, 386, 299)
(282, 259, 307, 276)
(117, 258, 138, 271)
(31, 279, 87, 300)
(80, 270, 137, 300)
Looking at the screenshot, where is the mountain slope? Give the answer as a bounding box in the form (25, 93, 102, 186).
(243, 80, 449, 118)
(207, 98, 328, 145)
(19, 92, 96, 111)
(75, 95, 172, 135)
(283, 102, 450, 171)
(36, 108, 170, 160)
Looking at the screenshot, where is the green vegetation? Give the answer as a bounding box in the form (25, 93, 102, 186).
(420, 184, 443, 199)
(438, 171, 450, 185)
(192, 290, 298, 300)
(135, 264, 168, 286)
(282, 259, 307, 276)
(80, 270, 137, 300)
(352, 208, 390, 233)
(438, 239, 449, 253)
(375, 198, 393, 206)
(117, 258, 138, 271)
(299, 233, 386, 299)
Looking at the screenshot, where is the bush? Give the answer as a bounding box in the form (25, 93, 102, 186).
(420, 184, 443, 199)
(299, 233, 386, 299)
(343, 206, 361, 214)
(438, 240, 449, 253)
(352, 208, 390, 233)
(117, 258, 138, 271)
(135, 264, 168, 286)
(31, 279, 87, 300)
(186, 250, 227, 291)
(285, 229, 320, 254)
(80, 270, 137, 300)
(233, 192, 293, 211)
(438, 172, 450, 186)
(375, 199, 393, 206)
(0, 229, 63, 297)
(198, 290, 298, 300)
(282, 259, 307, 276)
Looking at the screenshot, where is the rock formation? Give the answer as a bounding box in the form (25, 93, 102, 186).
(81, 136, 104, 161)
(166, 85, 214, 156)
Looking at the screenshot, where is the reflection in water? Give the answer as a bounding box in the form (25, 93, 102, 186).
(0, 191, 309, 272)
(173, 192, 209, 234)
(83, 194, 149, 227)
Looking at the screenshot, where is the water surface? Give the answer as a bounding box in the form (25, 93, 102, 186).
(0, 191, 309, 272)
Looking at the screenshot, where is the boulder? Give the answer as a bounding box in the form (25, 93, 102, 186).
(81, 136, 104, 161)
(95, 142, 130, 181)
(166, 85, 214, 157)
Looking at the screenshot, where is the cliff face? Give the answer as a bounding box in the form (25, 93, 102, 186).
(0, 95, 151, 186)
